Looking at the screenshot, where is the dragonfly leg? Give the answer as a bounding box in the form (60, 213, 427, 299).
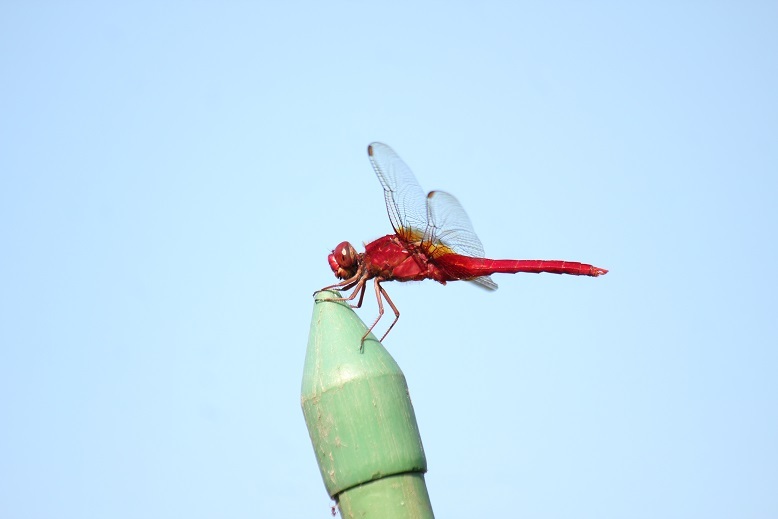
(317, 272, 369, 312)
(360, 278, 401, 348)
(318, 279, 358, 293)
(376, 283, 400, 343)
(317, 266, 362, 294)
(361, 278, 385, 351)
(342, 277, 367, 309)
(316, 265, 367, 303)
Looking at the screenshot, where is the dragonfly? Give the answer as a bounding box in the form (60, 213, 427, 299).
(320, 142, 607, 346)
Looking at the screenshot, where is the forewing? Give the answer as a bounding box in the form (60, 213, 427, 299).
(368, 142, 428, 241)
(426, 190, 498, 290)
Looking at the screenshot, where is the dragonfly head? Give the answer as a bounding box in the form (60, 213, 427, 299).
(329, 241, 359, 280)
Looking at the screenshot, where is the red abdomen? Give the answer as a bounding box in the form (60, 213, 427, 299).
(435, 254, 608, 279)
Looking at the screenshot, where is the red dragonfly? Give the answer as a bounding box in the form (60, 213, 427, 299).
(321, 142, 607, 345)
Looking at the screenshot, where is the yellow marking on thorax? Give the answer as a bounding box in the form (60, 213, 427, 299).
(398, 227, 455, 258)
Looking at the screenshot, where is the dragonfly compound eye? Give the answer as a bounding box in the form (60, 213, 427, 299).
(335, 241, 356, 268)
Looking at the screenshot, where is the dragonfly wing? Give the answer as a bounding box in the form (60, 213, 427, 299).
(426, 190, 499, 291)
(470, 275, 499, 291)
(367, 145, 500, 292)
(368, 142, 428, 240)
(425, 190, 487, 257)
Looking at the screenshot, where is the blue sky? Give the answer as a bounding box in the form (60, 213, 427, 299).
(1, 2, 776, 518)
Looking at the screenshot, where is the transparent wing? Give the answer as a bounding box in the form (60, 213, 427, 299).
(368, 143, 498, 291)
(426, 190, 498, 290)
(468, 275, 499, 290)
(367, 142, 429, 241)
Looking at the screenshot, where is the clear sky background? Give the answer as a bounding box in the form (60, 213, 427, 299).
(1, 2, 776, 518)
